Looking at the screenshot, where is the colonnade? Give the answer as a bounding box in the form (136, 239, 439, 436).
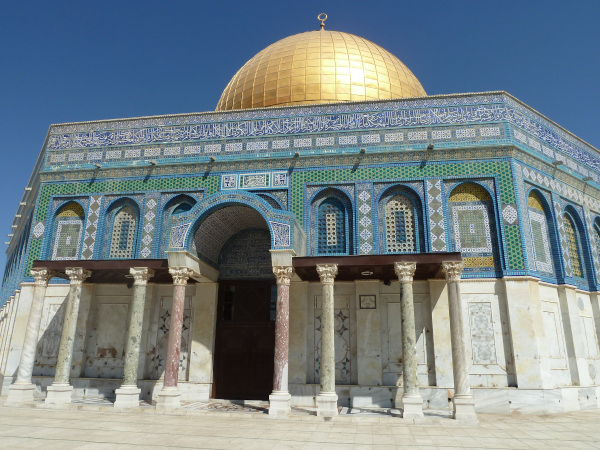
(6, 260, 476, 421)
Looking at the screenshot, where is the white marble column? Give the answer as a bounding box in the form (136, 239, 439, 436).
(269, 265, 294, 416)
(46, 267, 91, 405)
(156, 267, 192, 410)
(114, 267, 154, 408)
(394, 262, 424, 419)
(6, 268, 54, 404)
(442, 261, 477, 421)
(316, 264, 338, 417)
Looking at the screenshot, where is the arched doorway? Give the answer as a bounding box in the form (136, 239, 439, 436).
(193, 205, 276, 400)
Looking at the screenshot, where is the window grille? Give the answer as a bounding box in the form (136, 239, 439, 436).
(110, 206, 136, 259)
(384, 195, 415, 252)
(317, 199, 346, 254)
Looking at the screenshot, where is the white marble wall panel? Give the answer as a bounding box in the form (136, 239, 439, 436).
(188, 283, 217, 389)
(289, 281, 308, 385)
(504, 278, 554, 388)
(461, 280, 510, 387)
(33, 286, 70, 377)
(380, 281, 433, 387)
(355, 280, 382, 386)
(83, 298, 128, 379)
(429, 280, 453, 388)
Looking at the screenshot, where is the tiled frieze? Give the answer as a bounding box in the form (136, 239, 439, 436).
(426, 179, 446, 252)
(81, 195, 102, 260)
(45, 93, 599, 179)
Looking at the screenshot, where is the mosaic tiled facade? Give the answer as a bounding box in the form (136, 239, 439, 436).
(3, 91, 600, 302)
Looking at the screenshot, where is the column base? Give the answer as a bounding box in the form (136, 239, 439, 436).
(453, 394, 478, 422)
(401, 394, 424, 419)
(269, 391, 291, 416)
(45, 383, 73, 405)
(113, 386, 141, 409)
(6, 382, 36, 404)
(316, 392, 338, 417)
(155, 387, 181, 410)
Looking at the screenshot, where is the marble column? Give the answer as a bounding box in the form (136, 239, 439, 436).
(46, 267, 91, 405)
(442, 261, 477, 421)
(6, 268, 54, 404)
(156, 267, 192, 410)
(315, 264, 338, 417)
(114, 267, 154, 408)
(394, 262, 424, 419)
(269, 265, 294, 415)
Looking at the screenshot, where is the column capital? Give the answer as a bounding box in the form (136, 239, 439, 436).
(30, 268, 55, 286)
(442, 261, 465, 282)
(130, 267, 155, 286)
(273, 266, 294, 285)
(394, 262, 416, 283)
(316, 264, 338, 285)
(169, 267, 193, 286)
(65, 267, 91, 285)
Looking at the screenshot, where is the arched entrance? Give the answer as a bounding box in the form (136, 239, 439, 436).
(193, 205, 276, 400)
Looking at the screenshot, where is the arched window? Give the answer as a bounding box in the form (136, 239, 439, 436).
(564, 213, 584, 278)
(318, 198, 347, 254)
(109, 205, 137, 259)
(52, 202, 85, 260)
(448, 183, 498, 271)
(527, 192, 554, 275)
(384, 194, 416, 253)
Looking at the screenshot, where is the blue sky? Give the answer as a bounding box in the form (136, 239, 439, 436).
(1, 1, 599, 276)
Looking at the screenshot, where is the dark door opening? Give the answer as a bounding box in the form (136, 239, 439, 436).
(213, 281, 276, 400)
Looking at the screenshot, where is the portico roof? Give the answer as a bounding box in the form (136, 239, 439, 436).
(292, 252, 462, 282)
(32, 259, 178, 284)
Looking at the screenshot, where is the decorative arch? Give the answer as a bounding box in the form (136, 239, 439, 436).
(167, 190, 300, 263)
(376, 185, 424, 253)
(309, 188, 354, 256)
(51, 201, 86, 260)
(526, 189, 556, 276)
(104, 198, 141, 259)
(448, 182, 500, 272)
(161, 194, 197, 255)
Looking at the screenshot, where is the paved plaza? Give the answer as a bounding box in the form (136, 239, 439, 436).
(0, 399, 599, 449)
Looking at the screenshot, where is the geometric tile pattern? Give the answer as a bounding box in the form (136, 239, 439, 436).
(502, 204, 518, 225)
(426, 179, 446, 251)
(356, 184, 373, 254)
(32, 221, 45, 239)
(81, 195, 102, 259)
(140, 194, 158, 258)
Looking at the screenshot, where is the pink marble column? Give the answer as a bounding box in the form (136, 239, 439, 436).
(156, 267, 192, 410)
(269, 266, 294, 415)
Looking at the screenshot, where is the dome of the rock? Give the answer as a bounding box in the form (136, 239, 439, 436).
(216, 30, 426, 110)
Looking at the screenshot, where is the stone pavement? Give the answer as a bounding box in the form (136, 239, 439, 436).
(0, 399, 599, 449)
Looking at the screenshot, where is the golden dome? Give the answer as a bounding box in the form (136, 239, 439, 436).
(216, 30, 426, 111)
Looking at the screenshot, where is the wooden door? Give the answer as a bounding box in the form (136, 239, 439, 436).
(213, 281, 276, 400)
